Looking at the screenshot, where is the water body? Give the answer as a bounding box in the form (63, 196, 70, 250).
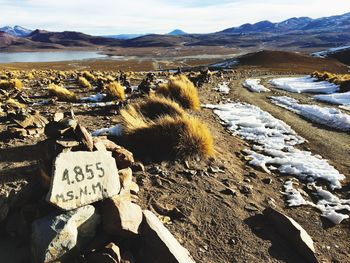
(0, 51, 108, 63)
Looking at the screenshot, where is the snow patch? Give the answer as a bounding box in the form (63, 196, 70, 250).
(81, 93, 107, 103)
(92, 124, 122, 137)
(314, 91, 350, 106)
(242, 79, 270, 93)
(203, 102, 344, 189)
(270, 76, 339, 94)
(214, 82, 230, 94)
(312, 45, 350, 58)
(270, 96, 350, 132)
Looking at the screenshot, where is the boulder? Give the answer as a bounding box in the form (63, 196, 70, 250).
(263, 207, 318, 263)
(31, 205, 100, 263)
(112, 148, 134, 169)
(101, 196, 142, 237)
(140, 210, 195, 263)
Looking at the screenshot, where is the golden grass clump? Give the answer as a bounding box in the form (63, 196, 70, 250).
(104, 81, 125, 101)
(82, 71, 96, 82)
(311, 71, 350, 92)
(120, 111, 214, 160)
(0, 79, 23, 91)
(6, 98, 25, 108)
(78, 77, 92, 90)
(125, 96, 186, 120)
(48, 83, 77, 102)
(156, 75, 200, 110)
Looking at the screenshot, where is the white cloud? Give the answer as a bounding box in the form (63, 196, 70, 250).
(1, 0, 349, 35)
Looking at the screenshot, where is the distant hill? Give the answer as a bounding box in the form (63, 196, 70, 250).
(168, 29, 187, 36)
(220, 12, 350, 34)
(0, 25, 32, 37)
(0, 12, 350, 51)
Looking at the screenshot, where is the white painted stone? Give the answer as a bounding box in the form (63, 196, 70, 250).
(46, 151, 120, 210)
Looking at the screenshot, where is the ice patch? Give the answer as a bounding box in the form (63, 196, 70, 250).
(203, 102, 344, 189)
(92, 124, 122, 137)
(242, 79, 270, 93)
(81, 93, 107, 103)
(214, 82, 230, 94)
(314, 91, 350, 106)
(270, 96, 350, 132)
(270, 76, 339, 94)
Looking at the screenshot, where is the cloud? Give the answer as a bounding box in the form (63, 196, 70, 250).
(1, 0, 349, 35)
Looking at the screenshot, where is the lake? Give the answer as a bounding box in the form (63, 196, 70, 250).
(0, 51, 108, 64)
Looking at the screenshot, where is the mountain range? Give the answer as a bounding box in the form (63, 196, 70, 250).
(0, 12, 349, 52)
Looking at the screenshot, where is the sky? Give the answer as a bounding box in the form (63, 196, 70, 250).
(1, 0, 350, 35)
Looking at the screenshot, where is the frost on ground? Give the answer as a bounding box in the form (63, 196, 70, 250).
(270, 76, 339, 94)
(214, 82, 230, 94)
(270, 96, 350, 132)
(242, 79, 270, 93)
(314, 91, 350, 106)
(311, 45, 350, 57)
(204, 102, 348, 224)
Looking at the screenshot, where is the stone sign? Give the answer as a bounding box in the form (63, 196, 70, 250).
(46, 151, 120, 210)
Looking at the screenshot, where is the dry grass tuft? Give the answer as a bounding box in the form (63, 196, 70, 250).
(78, 77, 92, 90)
(120, 107, 214, 160)
(6, 98, 25, 108)
(311, 71, 350, 92)
(124, 96, 186, 120)
(48, 83, 77, 101)
(156, 75, 200, 110)
(104, 81, 126, 101)
(82, 71, 96, 82)
(0, 79, 23, 91)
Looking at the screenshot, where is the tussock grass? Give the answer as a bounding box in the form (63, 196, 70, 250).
(0, 79, 23, 91)
(311, 71, 350, 92)
(125, 96, 186, 120)
(120, 106, 214, 160)
(48, 83, 77, 101)
(156, 75, 200, 110)
(78, 77, 92, 90)
(82, 71, 96, 82)
(104, 81, 125, 101)
(6, 98, 25, 108)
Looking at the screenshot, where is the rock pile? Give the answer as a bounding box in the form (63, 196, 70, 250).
(2, 113, 195, 263)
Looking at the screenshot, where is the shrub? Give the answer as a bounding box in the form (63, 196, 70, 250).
(78, 77, 92, 90)
(125, 96, 186, 120)
(104, 81, 125, 101)
(120, 109, 214, 160)
(82, 71, 96, 82)
(156, 75, 200, 110)
(48, 83, 77, 101)
(6, 98, 25, 108)
(0, 79, 23, 91)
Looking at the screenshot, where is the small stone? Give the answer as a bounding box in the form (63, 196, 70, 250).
(103, 243, 121, 263)
(131, 162, 145, 173)
(75, 124, 94, 152)
(31, 205, 100, 263)
(248, 172, 258, 178)
(220, 187, 236, 196)
(184, 161, 190, 169)
(119, 168, 139, 194)
(239, 185, 253, 195)
(53, 112, 64, 122)
(262, 178, 272, 184)
(244, 178, 251, 183)
(112, 147, 134, 169)
(101, 196, 143, 237)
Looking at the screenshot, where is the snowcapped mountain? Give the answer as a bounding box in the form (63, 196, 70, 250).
(221, 12, 350, 34)
(0, 25, 32, 37)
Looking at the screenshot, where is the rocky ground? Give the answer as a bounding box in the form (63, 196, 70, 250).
(0, 65, 349, 263)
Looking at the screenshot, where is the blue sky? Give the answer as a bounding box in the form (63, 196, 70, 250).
(1, 0, 349, 35)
